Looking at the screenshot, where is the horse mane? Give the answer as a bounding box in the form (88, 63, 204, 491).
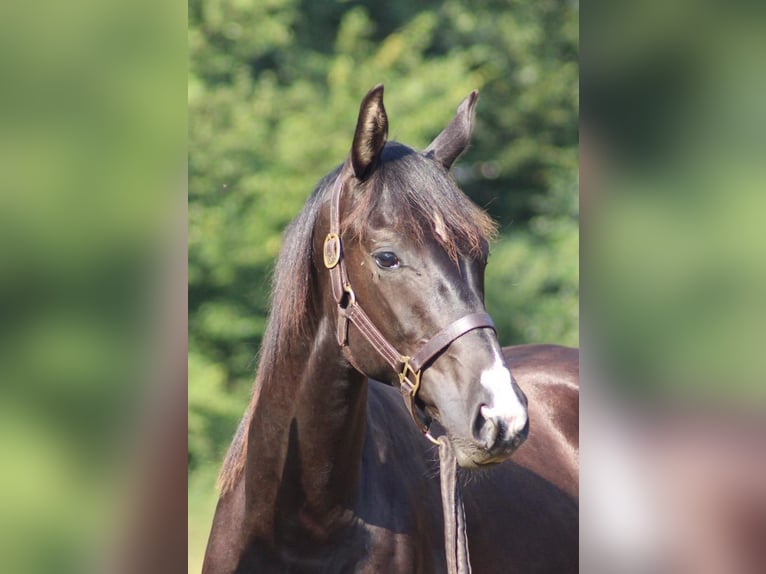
(216, 167, 335, 494)
(217, 142, 496, 494)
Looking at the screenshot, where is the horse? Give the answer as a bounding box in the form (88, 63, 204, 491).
(202, 85, 578, 573)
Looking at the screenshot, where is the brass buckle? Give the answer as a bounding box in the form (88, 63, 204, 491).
(323, 233, 341, 269)
(399, 357, 438, 444)
(398, 356, 422, 397)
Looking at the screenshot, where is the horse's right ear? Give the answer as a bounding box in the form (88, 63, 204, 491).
(350, 84, 388, 181)
(425, 90, 479, 170)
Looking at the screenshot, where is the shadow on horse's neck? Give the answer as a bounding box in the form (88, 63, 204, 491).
(244, 313, 369, 546)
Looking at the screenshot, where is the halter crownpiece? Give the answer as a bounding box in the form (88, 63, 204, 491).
(324, 174, 496, 442)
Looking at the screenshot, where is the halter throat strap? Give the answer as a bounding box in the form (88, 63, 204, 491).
(323, 174, 496, 438)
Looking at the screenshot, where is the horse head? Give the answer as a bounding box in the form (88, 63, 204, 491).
(313, 85, 529, 468)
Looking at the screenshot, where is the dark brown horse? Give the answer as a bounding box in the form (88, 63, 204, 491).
(202, 86, 578, 573)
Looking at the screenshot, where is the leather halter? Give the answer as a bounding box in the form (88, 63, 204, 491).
(323, 173, 496, 442)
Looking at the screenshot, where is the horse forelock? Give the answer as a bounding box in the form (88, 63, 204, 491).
(346, 142, 496, 261)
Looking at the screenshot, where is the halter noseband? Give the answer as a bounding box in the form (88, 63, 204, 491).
(323, 174, 496, 442)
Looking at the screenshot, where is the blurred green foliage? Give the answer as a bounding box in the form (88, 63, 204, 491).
(1, 0, 185, 572)
(189, 0, 578, 568)
(583, 0, 766, 403)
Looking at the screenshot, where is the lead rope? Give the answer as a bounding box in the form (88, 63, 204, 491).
(438, 437, 472, 574)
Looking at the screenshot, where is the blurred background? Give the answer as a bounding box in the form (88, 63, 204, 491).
(0, 0, 186, 573)
(581, 1, 766, 572)
(6, 0, 763, 572)
(188, 0, 578, 570)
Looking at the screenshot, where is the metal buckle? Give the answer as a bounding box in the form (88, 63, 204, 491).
(323, 233, 341, 269)
(398, 356, 422, 397)
(399, 357, 439, 444)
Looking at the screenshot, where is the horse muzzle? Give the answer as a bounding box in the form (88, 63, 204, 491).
(473, 402, 530, 459)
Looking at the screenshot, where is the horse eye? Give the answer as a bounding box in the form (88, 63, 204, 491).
(373, 251, 400, 269)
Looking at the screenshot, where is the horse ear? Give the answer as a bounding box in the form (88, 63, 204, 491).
(350, 84, 388, 181)
(425, 90, 479, 170)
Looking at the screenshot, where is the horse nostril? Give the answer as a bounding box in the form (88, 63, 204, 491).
(473, 404, 488, 441)
(474, 404, 502, 450)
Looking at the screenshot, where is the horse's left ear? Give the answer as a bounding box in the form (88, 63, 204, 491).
(350, 84, 388, 181)
(425, 90, 479, 170)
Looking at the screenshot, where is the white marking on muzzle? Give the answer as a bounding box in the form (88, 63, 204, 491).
(479, 356, 528, 436)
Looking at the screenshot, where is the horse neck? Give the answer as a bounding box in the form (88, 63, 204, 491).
(244, 314, 368, 546)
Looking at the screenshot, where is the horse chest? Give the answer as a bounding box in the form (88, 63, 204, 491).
(263, 517, 438, 574)
(345, 441, 445, 572)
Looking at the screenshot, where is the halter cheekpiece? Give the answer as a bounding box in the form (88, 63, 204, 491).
(324, 173, 496, 443)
